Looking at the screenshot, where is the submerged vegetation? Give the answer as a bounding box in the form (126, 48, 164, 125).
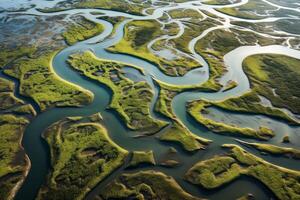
(38, 115, 128, 200)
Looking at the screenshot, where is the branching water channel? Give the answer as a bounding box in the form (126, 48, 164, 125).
(4, 0, 300, 199)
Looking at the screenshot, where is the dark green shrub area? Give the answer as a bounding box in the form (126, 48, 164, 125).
(98, 170, 202, 200)
(38, 116, 128, 200)
(68, 51, 167, 134)
(186, 144, 300, 200)
(243, 54, 300, 114)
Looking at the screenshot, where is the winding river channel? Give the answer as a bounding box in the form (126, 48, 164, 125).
(2, 0, 300, 199)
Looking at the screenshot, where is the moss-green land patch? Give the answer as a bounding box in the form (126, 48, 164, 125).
(0, 46, 36, 69)
(237, 139, 300, 160)
(232, 19, 300, 36)
(159, 121, 212, 152)
(243, 54, 300, 115)
(0, 78, 36, 116)
(216, 0, 276, 19)
(169, 18, 221, 55)
(223, 80, 238, 92)
(155, 81, 211, 151)
(0, 92, 24, 111)
(212, 91, 299, 125)
(108, 20, 201, 76)
(0, 77, 14, 92)
(185, 156, 242, 189)
(0, 114, 30, 200)
(203, 0, 241, 5)
(168, 8, 203, 20)
(73, 0, 150, 16)
(128, 150, 156, 168)
(98, 170, 202, 200)
(62, 16, 104, 45)
(194, 29, 283, 91)
(99, 16, 126, 37)
(42, 0, 150, 16)
(186, 144, 300, 200)
(4, 50, 93, 111)
(187, 99, 275, 140)
(0, 76, 37, 199)
(38, 115, 128, 200)
(68, 51, 167, 134)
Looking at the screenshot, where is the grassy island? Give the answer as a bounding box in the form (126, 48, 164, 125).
(216, 0, 275, 19)
(0, 78, 36, 116)
(187, 100, 275, 140)
(194, 29, 283, 91)
(185, 144, 300, 200)
(0, 115, 31, 200)
(1, 14, 109, 111)
(4, 50, 93, 111)
(98, 170, 202, 200)
(108, 20, 201, 76)
(62, 16, 104, 45)
(169, 17, 221, 55)
(237, 139, 300, 160)
(242, 54, 300, 115)
(212, 91, 299, 125)
(128, 150, 156, 168)
(154, 81, 212, 151)
(38, 115, 128, 200)
(0, 77, 36, 199)
(68, 51, 167, 134)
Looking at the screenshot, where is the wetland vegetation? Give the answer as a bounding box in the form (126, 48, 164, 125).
(68, 51, 167, 134)
(0, 78, 35, 199)
(185, 144, 300, 200)
(242, 54, 300, 115)
(108, 19, 202, 76)
(98, 170, 202, 200)
(4, 50, 93, 111)
(37, 115, 128, 200)
(0, 0, 300, 199)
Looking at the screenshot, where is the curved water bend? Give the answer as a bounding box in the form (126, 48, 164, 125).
(173, 45, 300, 130)
(13, 2, 300, 200)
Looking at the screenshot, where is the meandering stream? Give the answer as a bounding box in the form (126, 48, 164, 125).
(2, 0, 299, 199)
